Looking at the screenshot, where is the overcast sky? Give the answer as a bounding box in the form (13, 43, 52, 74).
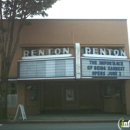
(42, 0, 129, 19)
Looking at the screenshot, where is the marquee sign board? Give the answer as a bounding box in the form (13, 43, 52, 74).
(18, 58, 74, 79)
(81, 58, 130, 78)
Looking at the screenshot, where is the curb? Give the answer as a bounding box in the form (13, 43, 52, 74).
(12, 120, 118, 123)
(0, 119, 14, 124)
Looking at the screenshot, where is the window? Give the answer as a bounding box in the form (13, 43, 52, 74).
(7, 82, 17, 107)
(104, 85, 120, 98)
(26, 84, 38, 101)
(66, 89, 74, 101)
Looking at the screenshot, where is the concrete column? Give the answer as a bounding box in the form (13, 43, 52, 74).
(125, 80, 130, 115)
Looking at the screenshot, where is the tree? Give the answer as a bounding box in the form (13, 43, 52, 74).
(0, 0, 57, 119)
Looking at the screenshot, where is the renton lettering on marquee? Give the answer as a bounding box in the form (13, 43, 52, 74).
(84, 47, 126, 56)
(39, 50, 45, 56)
(23, 47, 70, 57)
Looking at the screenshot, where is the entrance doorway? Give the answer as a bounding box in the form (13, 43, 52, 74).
(78, 81, 104, 111)
(40, 80, 126, 114)
(43, 85, 62, 110)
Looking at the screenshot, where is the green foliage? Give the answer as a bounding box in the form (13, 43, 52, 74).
(0, 0, 58, 120)
(1, 0, 57, 19)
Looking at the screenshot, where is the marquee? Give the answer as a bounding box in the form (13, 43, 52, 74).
(18, 58, 75, 79)
(81, 58, 130, 79)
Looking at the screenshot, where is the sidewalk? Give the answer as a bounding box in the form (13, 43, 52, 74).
(8, 113, 130, 123)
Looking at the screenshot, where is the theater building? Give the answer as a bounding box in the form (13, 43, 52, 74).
(1, 19, 130, 116)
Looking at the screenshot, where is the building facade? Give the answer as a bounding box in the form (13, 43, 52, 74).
(1, 19, 130, 116)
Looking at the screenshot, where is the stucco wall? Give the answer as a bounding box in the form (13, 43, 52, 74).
(1, 19, 129, 78)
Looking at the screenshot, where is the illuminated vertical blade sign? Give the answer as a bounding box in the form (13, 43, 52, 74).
(75, 43, 81, 79)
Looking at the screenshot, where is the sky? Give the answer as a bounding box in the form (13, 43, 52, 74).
(44, 0, 129, 19)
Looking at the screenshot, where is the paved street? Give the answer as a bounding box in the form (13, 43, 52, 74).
(0, 123, 120, 130)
